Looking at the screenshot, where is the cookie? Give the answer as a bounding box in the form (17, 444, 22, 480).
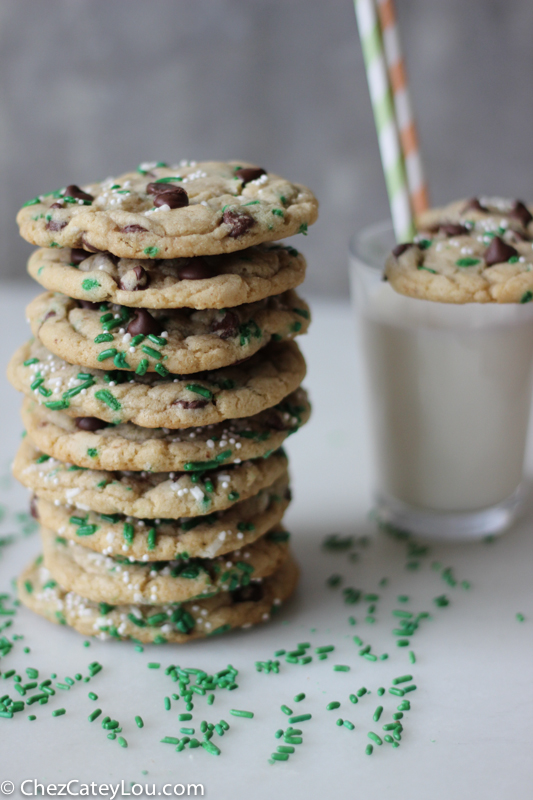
(20, 389, 309, 472)
(8, 339, 306, 428)
(41, 525, 289, 605)
(417, 196, 533, 239)
(27, 290, 310, 374)
(17, 161, 318, 257)
(386, 197, 533, 304)
(35, 473, 290, 560)
(13, 438, 288, 518)
(28, 243, 307, 310)
(18, 551, 299, 642)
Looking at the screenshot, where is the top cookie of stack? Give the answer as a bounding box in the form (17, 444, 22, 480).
(10, 160, 317, 644)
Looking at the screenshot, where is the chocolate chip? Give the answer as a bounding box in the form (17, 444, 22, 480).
(462, 197, 488, 214)
(484, 236, 518, 267)
(146, 183, 189, 209)
(509, 200, 533, 228)
(30, 495, 39, 520)
(119, 266, 150, 291)
(120, 224, 149, 233)
(222, 209, 255, 238)
(64, 184, 94, 202)
(174, 399, 209, 409)
(264, 412, 289, 431)
(439, 224, 469, 237)
(70, 249, 89, 265)
(42, 310, 56, 322)
(75, 417, 110, 432)
(77, 300, 100, 310)
(284, 487, 292, 502)
(80, 235, 103, 253)
(392, 243, 415, 258)
(231, 583, 264, 604)
(50, 202, 64, 209)
(177, 258, 214, 281)
(234, 167, 266, 185)
(209, 311, 239, 339)
(126, 308, 162, 337)
(46, 220, 67, 232)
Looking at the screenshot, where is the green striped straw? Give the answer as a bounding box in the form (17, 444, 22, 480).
(354, 0, 415, 242)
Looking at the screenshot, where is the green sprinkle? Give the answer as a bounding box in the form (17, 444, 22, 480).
(418, 265, 437, 274)
(288, 714, 311, 723)
(94, 333, 114, 344)
(516, 613, 525, 622)
(135, 359, 149, 376)
(333, 665, 350, 672)
(147, 334, 167, 347)
(298, 222, 308, 235)
(178, 713, 192, 721)
(52, 708, 66, 717)
(28, 714, 36, 721)
(356, 687, 367, 697)
(118, 737, 128, 748)
(397, 639, 410, 647)
(368, 732, 382, 746)
(434, 595, 450, 607)
(277, 745, 295, 754)
(349, 694, 358, 704)
(94, 389, 121, 411)
(271, 752, 289, 761)
(161, 737, 179, 744)
(142, 345, 162, 360)
(154, 363, 169, 378)
(97, 348, 117, 362)
(392, 674, 413, 685)
(456, 258, 480, 267)
(403, 684, 417, 693)
(272, 208, 284, 217)
(201, 740, 221, 756)
(315, 645, 334, 654)
(186, 384, 213, 400)
(82, 279, 100, 291)
(294, 693, 305, 703)
(143, 247, 160, 257)
(281, 704, 293, 715)
(88, 692, 98, 701)
(180, 727, 195, 735)
(389, 687, 405, 697)
(24, 358, 40, 366)
(373, 706, 383, 722)
(113, 352, 131, 370)
(343, 720, 355, 730)
(230, 709, 254, 718)
(326, 702, 341, 711)
(147, 662, 160, 669)
(44, 399, 70, 411)
(520, 291, 533, 304)
(164, 697, 171, 711)
(365, 744, 373, 755)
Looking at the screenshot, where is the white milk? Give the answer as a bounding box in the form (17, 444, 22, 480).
(361, 283, 533, 512)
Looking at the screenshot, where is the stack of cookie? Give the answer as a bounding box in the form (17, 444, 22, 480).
(8, 160, 318, 643)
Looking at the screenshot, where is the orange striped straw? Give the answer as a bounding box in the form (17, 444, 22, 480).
(375, 0, 429, 217)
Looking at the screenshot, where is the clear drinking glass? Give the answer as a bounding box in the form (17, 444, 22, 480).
(349, 222, 533, 540)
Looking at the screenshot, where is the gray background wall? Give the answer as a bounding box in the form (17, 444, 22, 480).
(1, 0, 532, 295)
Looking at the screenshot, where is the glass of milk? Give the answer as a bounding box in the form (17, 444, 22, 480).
(349, 222, 533, 540)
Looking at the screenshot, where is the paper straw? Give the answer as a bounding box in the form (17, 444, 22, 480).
(376, 0, 429, 216)
(354, 0, 415, 242)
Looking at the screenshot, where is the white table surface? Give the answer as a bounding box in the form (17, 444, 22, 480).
(0, 286, 531, 800)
